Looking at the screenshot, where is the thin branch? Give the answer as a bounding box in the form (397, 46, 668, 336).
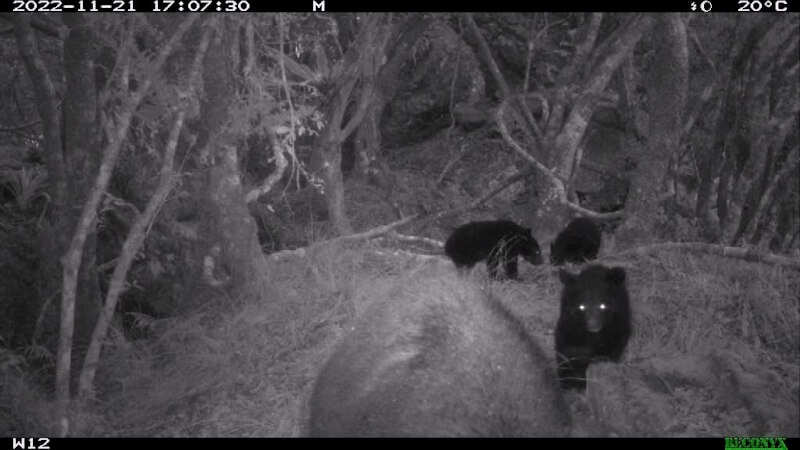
(77, 22, 212, 401)
(560, 12, 603, 84)
(0, 120, 41, 132)
(385, 231, 443, 249)
(495, 98, 623, 220)
(606, 242, 800, 270)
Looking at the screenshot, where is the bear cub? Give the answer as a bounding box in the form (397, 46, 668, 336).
(550, 217, 601, 266)
(444, 220, 544, 280)
(554, 264, 631, 390)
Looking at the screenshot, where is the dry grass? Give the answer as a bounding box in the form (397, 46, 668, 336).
(0, 347, 54, 435)
(2, 243, 798, 437)
(79, 239, 420, 436)
(578, 251, 800, 437)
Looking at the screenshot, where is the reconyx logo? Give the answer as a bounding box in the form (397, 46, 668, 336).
(725, 438, 788, 450)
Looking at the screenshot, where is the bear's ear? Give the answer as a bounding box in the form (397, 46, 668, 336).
(558, 268, 575, 286)
(525, 227, 533, 236)
(607, 267, 626, 284)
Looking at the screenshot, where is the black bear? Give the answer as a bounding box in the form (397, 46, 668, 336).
(550, 217, 602, 266)
(444, 220, 544, 280)
(554, 265, 631, 390)
(307, 266, 571, 437)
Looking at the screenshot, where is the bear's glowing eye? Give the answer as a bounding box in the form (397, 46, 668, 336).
(578, 304, 586, 311)
(599, 304, 606, 310)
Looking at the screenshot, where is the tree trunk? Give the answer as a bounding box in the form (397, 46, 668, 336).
(750, 145, 799, 245)
(549, 14, 652, 227)
(695, 16, 749, 228)
(13, 15, 67, 214)
(208, 145, 270, 300)
(353, 14, 432, 188)
(750, 185, 779, 246)
(77, 24, 212, 401)
(716, 134, 747, 230)
(314, 14, 385, 236)
(618, 14, 687, 243)
(770, 145, 798, 254)
(54, 15, 198, 436)
(13, 16, 69, 356)
(729, 16, 798, 245)
(732, 114, 798, 245)
(201, 22, 271, 301)
(768, 202, 792, 253)
(62, 13, 102, 358)
(353, 107, 382, 181)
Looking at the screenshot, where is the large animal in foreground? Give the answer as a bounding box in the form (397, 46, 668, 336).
(307, 267, 570, 437)
(444, 220, 544, 279)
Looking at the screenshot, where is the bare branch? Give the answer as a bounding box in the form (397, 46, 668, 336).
(385, 231, 443, 249)
(607, 242, 800, 270)
(495, 98, 623, 220)
(464, 13, 511, 98)
(559, 13, 603, 85)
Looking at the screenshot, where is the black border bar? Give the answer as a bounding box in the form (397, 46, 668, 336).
(5, 437, 800, 448)
(2, 0, 799, 12)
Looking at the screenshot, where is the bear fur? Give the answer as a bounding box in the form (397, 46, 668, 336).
(554, 265, 631, 390)
(444, 220, 544, 279)
(550, 217, 602, 266)
(308, 267, 571, 437)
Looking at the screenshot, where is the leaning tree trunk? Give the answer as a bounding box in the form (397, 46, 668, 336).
(618, 14, 687, 243)
(54, 15, 198, 436)
(77, 24, 212, 401)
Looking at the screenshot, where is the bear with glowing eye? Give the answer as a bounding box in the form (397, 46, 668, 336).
(554, 265, 631, 390)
